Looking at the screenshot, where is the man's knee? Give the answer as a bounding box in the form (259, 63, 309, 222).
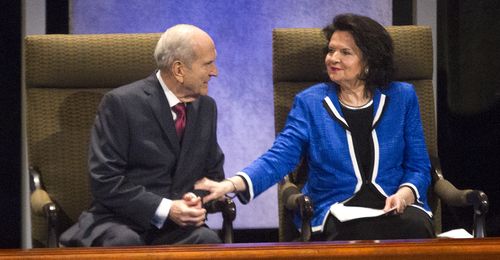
(95, 225, 145, 246)
(191, 227, 222, 244)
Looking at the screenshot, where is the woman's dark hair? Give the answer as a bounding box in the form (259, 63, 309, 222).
(322, 13, 395, 94)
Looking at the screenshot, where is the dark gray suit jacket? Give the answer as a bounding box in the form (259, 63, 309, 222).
(60, 74, 224, 246)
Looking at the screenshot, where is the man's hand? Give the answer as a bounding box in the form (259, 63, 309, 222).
(168, 193, 206, 227)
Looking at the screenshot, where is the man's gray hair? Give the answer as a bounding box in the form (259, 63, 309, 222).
(154, 24, 200, 72)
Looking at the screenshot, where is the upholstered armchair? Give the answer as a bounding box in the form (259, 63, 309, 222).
(272, 26, 489, 241)
(25, 33, 235, 247)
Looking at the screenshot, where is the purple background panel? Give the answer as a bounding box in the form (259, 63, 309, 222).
(70, 0, 392, 229)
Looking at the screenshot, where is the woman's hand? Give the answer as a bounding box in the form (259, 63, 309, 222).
(383, 186, 415, 214)
(194, 177, 236, 203)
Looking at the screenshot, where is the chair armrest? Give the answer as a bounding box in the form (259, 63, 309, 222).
(281, 181, 313, 241)
(204, 197, 236, 243)
(29, 167, 60, 247)
(430, 156, 489, 238)
(30, 188, 54, 215)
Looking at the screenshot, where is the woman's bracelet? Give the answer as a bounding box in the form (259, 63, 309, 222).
(223, 178, 238, 198)
(223, 178, 238, 193)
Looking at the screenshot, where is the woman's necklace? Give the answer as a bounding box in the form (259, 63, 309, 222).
(338, 94, 372, 108)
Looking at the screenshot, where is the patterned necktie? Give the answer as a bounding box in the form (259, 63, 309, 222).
(172, 103, 186, 140)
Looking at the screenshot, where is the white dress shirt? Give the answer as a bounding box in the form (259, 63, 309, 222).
(150, 71, 184, 229)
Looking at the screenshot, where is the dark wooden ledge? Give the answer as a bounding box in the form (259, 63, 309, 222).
(2, 238, 500, 259)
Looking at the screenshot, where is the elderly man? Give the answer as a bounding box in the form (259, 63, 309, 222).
(60, 24, 224, 246)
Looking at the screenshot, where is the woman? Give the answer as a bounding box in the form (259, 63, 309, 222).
(196, 13, 434, 240)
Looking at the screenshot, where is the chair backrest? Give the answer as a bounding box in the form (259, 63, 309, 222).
(25, 33, 161, 246)
(272, 26, 438, 241)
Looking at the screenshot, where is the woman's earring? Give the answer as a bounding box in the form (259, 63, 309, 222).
(364, 67, 369, 74)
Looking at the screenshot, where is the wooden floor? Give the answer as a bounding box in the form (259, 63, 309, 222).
(1, 238, 500, 259)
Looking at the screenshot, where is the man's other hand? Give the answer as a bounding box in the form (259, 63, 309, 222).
(168, 193, 206, 227)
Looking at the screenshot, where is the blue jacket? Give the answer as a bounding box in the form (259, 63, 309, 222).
(238, 82, 431, 232)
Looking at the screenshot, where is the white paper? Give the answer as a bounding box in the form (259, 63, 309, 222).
(437, 229, 473, 238)
(330, 203, 396, 222)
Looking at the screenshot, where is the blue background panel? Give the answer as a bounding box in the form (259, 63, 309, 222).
(70, 0, 392, 229)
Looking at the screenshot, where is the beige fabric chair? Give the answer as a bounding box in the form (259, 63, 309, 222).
(25, 33, 235, 247)
(272, 26, 489, 241)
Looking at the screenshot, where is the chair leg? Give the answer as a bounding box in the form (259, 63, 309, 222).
(220, 197, 236, 243)
(468, 190, 489, 238)
(205, 197, 236, 243)
(45, 203, 59, 247)
(298, 195, 313, 242)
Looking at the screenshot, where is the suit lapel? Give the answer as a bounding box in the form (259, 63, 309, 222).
(323, 85, 349, 130)
(142, 75, 181, 154)
(323, 83, 389, 130)
(371, 89, 388, 129)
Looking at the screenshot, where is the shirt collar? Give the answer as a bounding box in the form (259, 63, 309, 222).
(156, 70, 182, 108)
